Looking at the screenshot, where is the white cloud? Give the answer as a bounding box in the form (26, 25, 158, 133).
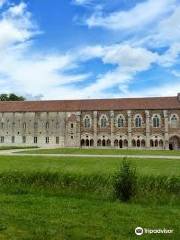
(73, 0, 92, 6)
(78, 44, 158, 95)
(0, 1, 179, 100)
(0, 2, 91, 99)
(86, 0, 176, 30)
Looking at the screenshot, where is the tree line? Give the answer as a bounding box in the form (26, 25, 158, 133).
(0, 93, 25, 101)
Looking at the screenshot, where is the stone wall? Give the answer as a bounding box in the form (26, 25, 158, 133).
(0, 109, 180, 149)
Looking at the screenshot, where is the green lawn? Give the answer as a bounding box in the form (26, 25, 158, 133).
(0, 155, 179, 176)
(19, 147, 180, 156)
(0, 193, 179, 240)
(0, 146, 38, 150)
(0, 155, 179, 240)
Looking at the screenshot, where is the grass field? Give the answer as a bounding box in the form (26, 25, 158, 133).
(0, 155, 179, 176)
(20, 147, 180, 156)
(0, 155, 179, 239)
(0, 146, 38, 151)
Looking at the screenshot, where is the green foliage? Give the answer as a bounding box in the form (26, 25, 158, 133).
(0, 156, 179, 239)
(113, 159, 137, 201)
(0, 93, 25, 101)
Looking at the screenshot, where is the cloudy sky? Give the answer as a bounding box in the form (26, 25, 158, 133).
(0, 0, 180, 100)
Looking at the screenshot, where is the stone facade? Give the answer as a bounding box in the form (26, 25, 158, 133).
(0, 95, 180, 150)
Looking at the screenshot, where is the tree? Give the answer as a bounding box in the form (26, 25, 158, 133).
(0, 93, 25, 101)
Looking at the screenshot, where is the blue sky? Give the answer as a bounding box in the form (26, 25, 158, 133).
(0, 0, 180, 99)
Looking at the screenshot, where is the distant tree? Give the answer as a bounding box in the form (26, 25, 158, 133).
(0, 93, 25, 101)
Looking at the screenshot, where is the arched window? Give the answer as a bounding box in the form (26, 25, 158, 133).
(137, 139, 140, 147)
(132, 139, 136, 147)
(114, 139, 118, 147)
(107, 139, 111, 146)
(171, 115, 178, 128)
(150, 139, 154, 147)
(97, 139, 101, 146)
(81, 139, 85, 147)
(153, 115, 160, 128)
(90, 139, 94, 147)
(135, 115, 142, 128)
(84, 116, 91, 128)
(100, 115, 108, 128)
(141, 139, 146, 148)
(155, 139, 158, 147)
(117, 115, 124, 128)
(124, 139, 128, 147)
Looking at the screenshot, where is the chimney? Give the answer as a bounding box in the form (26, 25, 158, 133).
(177, 93, 180, 101)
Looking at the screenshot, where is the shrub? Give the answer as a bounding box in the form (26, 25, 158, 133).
(113, 159, 137, 202)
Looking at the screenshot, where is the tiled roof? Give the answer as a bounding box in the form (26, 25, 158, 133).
(0, 96, 179, 112)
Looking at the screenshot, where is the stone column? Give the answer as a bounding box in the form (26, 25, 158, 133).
(127, 110, 132, 148)
(93, 111, 97, 147)
(76, 112, 81, 147)
(164, 110, 169, 150)
(145, 110, 150, 148)
(110, 110, 114, 147)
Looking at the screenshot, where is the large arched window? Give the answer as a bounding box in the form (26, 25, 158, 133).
(135, 115, 142, 128)
(117, 115, 125, 128)
(84, 116, 91, 128)
(100, 115, 108, 128)
(152, 115, 160, 128)
(170, 114, 178, 128)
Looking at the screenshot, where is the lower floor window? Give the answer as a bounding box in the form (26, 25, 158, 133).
(0, 136, 4, 143)
(34, 137, 38, 144)
(56, 137, 59, 144)
(12, 136, 15, 143)
(46, 137, 49, 144)
(22, 136, 26, 143)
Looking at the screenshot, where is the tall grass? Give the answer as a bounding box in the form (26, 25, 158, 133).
(0, 170, 179, 203)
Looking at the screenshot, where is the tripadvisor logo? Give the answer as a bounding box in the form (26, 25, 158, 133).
(135, 227, 143, 236)
(135, 226, 174, 236)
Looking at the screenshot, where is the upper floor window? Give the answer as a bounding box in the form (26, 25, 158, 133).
(46, 122, 49, 129)
(56, 122, 59, 129)
(170, 114, 178, 128)
(23, 122, 26, 129)
(34, 122, 38, 129)
(117, 115, 125, 128)
(152, 115, 160, 128)
(100, 115, 108, 128)
(84, 116, 91, 128)
(1, 122, 4, 129)
(135, 115, 142, 128)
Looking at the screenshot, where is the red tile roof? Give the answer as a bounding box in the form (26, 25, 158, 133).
(0, 96, 179, 112)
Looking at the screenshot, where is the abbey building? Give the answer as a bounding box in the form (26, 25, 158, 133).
(0, 94, 180, 150)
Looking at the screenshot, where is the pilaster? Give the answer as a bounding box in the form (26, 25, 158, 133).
(163, 110, 169, 149)
(145, 110, 150, 148)
(93, 111, 97, 147)
(110, 110, 114, 147)
(127, 110, 132, 148)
